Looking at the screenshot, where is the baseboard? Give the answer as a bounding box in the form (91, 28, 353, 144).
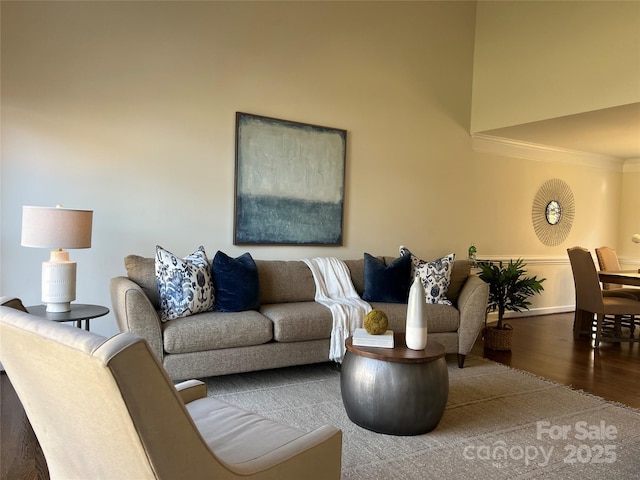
(486, 306, 574, 324)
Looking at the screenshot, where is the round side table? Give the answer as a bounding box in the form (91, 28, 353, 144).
(340, 334, 448, 435)
(26, 304, 109, 331)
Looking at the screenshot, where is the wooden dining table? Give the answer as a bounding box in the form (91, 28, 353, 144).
(598, 269, 640, 287)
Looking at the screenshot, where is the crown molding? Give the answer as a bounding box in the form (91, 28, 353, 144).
(472, 134, 625, 173)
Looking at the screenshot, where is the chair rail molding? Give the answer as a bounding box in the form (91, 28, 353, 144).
(472, 134, 625, 172)
(623, 158, 640, 173)
(477, 255, 569, 266)
(480, 255, 639, 267)
(619, 256, 640, 267)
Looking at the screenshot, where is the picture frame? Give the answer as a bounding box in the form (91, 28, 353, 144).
(234, 112, 347, 245)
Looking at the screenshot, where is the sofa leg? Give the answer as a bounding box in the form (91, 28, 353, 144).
(457, 354, 466, 368)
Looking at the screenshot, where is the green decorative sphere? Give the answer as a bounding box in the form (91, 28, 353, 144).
(364, 309, 389, 335)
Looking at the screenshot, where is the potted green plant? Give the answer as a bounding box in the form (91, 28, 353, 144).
(477, 258, 546, 351)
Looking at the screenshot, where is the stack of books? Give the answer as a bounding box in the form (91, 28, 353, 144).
(352, 328, 394, 348)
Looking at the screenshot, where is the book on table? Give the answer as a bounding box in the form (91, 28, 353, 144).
(352, 328, 394, 348)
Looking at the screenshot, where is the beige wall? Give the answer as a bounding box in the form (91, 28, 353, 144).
(619, 164, 640, 262)
(471, 0, 640, 132)
(1, 1, 637, 337)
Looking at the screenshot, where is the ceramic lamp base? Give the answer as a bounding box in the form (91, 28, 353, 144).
(42, 250, 76, 313)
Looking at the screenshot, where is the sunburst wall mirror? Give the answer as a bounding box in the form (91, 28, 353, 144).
(532, 178, 575, 246)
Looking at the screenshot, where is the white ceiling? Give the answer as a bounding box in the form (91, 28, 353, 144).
(479, 103, 640, 160)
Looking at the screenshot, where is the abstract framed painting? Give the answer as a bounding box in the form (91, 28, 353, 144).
(234, 112, 346, 245)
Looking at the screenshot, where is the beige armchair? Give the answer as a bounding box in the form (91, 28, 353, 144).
(0, 306, 342, 479)
(0, 295, 28, 312)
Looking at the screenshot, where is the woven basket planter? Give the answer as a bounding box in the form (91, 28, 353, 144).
(483, 325, 513, 351)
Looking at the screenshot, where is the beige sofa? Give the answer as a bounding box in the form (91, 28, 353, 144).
(110, 256, 489, 381)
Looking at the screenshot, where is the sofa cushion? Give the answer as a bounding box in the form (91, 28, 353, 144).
(212, 251, 260, 312)
(447, 260, 472, 304)
(399, 247, 455, 305)
(368, 302, 459, 333)
(423, 304, 460, 332)
(155, 246, 215, 321)
(366, 302, 407, 332)
(186, 396, 314, 466)
(344, 259, 365, 295)
(362, 253, 412, 303)
(260, 302, 333, 342)
(124, 255, 159, 308)
(255, 260, 317, 304)
(345, 256, 399, 297)
(162, 310, 272, 354)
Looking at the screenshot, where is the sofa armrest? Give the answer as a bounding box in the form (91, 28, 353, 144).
(110, 276, 164, 362)
(456, 274, 489, 358)
(175, 379, 207, 404)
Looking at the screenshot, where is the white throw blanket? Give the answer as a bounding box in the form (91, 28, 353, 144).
(302, 257, 371, 362)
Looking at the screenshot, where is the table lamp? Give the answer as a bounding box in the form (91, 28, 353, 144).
(633, 234, 640, 244)
(21, 205, 93, 312)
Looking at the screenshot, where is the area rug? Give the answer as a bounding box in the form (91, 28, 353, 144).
(203, 356, 640, 479)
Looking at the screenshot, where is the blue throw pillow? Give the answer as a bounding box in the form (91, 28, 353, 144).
(155, 245, 214, 321)
(212, 251, 260, 312)
(362, 253, 412, 303)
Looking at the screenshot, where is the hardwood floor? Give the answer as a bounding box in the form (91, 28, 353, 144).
(470, 312, 640, 409)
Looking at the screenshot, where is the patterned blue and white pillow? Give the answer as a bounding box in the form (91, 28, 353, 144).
(399, 246, 455, 305)
(155, 245, 214, 321)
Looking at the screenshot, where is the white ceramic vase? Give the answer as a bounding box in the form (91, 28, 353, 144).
(406, 275, 428, 350)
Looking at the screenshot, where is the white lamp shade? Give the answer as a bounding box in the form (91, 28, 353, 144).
(633, 234, 640, 244)
(21, 206, 93, 249)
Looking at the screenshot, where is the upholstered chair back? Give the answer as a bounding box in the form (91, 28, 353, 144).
(595, 246, 622, 290)
(567, 247, 605, 314)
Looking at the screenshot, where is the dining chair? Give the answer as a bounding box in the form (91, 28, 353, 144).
(595, 246, 640, 299)
(594, 246, 640, 336)
(0, 306, 342, 479)
(567, 247, 640, 346)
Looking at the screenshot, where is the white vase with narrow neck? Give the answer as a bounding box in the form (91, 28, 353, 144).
(406, 276, 428, 350)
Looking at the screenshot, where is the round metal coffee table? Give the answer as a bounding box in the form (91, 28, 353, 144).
(340, 334, 448, 435)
